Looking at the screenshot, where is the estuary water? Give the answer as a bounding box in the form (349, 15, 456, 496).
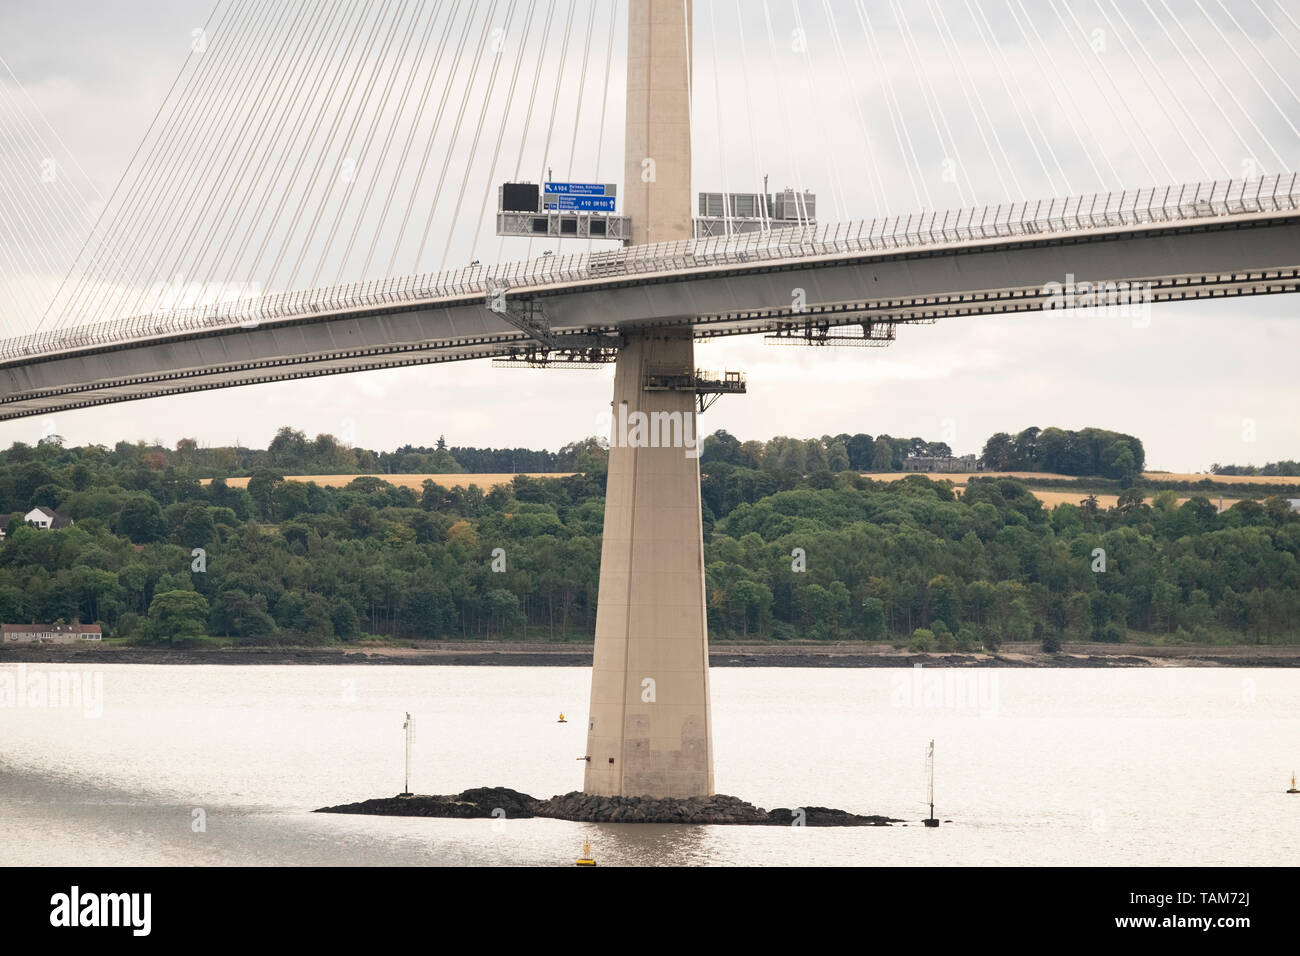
(0, 664, 1295, 866)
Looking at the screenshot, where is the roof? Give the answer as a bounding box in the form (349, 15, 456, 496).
(25, 505, 73, 528)
(2, 622, 102, 634)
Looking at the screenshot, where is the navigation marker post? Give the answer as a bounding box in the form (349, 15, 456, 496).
(400, 712, 414, 797)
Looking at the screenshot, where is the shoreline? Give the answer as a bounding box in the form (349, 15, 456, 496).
(3, 641, 1298, 668)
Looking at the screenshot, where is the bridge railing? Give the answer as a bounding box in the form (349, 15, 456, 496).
(2, 173, 1296, 363)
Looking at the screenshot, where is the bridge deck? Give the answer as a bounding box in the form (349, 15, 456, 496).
(1, 175, 1297, 421)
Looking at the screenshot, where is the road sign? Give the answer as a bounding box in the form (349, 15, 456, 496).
(544, 182, 615, 197)
(545, 195, 617, 212)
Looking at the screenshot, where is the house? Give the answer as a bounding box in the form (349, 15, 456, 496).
(901, 454, 981, 474)
(2, 622, 102, 644)
(24, 506, 73, 530)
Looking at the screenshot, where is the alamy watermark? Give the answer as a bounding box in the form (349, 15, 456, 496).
(603, 402, 701, 459)
(890, 663, 1000, 718)
(50, 886, 150, 936)
(145, 273, 263, 314)
(1042, 272, 1153, 326)
(0, 664, 104, 718)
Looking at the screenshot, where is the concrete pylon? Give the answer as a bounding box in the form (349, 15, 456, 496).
(622, 0, 693, 247)
(582, 0, 714, 799)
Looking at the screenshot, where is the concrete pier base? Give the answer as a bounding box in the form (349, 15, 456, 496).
(581, 0, 711, 799)
(583, 329, 713, 798)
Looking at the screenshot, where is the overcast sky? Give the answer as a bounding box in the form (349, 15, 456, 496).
(0, 0, 1297, 471)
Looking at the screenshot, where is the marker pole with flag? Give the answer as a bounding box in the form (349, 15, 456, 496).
(401, 712, 414, 797)
(925, 740, 940, 827)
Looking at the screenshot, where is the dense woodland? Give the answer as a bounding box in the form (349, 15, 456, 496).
(1210, 460, 1300, 476)
(96, 426, 957, 478)
(977, 427, 1145, 481)
(0, 429, 1297, 648)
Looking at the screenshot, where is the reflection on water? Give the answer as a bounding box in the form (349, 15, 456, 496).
(1, 664, 1296, 866)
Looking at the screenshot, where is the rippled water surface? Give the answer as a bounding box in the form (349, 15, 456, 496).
(1, 664, 1296, 866)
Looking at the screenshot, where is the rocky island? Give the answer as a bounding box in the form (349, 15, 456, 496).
(316, 787, 900, 826)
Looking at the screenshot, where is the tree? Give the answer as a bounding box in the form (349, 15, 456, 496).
(116, 495, 165, 542)
(331, 598, 361, 639)
(909, 628, 935, 652)
(870, 438, 894, 471)
(1, 426, 1294, 654)
(861, 597, 887, 640)
(776, 439, 806, 474)
(486, 589, 524, 637)
(927, 575, 959, 630)
(0, 584, 29, 623)
(702, 430, 742, 465)
(1116, 487, 1146, 515)
(211, 589, 278, 640)
(727, 579, 774, 637)
(246, 468, 284, 520)
(1011, 427, 1040, 469)
(1039, 622, 1061, 653)
(144, 590, 210, 644)
(267, 427, 308, 469)
(826, 441, 851, 472)
(845, 434, 874, 471)
(980, 432, 1015, 470)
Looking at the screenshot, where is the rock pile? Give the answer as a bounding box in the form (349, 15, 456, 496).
(316, 787, 897, 826)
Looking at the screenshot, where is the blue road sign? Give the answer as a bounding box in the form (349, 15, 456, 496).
(545, 195, 617, 212)
(544, 182, 611, 197)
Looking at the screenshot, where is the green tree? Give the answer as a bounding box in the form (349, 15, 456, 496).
(861, 597, 887, 640)
(870, 439, 893, 471)
(909, 628, 935, 652)
(145, 590, 210, 644)
(116, 495, 165, 542)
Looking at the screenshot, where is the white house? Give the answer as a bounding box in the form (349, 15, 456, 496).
(24, 506, 73, 530)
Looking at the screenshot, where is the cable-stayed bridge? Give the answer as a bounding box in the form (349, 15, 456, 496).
(0, 173, 1297, 419)
(1, 0, 1298, 799)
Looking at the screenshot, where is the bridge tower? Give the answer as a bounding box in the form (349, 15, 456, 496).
(582, 0, 714, 798)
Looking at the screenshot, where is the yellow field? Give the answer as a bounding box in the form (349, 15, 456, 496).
(210, 473, 573, 490)
(866, 470, 1081, 482)
(867, 470, 1300, 487)
(205, 468, 1288, 511)
(1142, 472, 1300, 486)
(863, 472, 1254, 511)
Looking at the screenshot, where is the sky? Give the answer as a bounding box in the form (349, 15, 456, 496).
(0, 0, 1297, 472)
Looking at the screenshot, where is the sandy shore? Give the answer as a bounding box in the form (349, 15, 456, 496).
(3, 641, 1297, 667)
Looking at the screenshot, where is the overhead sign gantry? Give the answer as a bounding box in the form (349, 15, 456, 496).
(496, 181, 631, 241)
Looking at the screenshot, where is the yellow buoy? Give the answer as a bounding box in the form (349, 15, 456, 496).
(575, 839, 596, 866)
(557, 713, 567, 723)
(1288, 772, 1298, 794)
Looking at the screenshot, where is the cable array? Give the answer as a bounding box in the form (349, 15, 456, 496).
(2, 0, 1296, 341)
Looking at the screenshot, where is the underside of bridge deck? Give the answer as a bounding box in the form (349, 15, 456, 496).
(0, 215, 1296, 422)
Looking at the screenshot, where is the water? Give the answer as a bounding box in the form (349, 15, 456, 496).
(1, 664, 1295, 866)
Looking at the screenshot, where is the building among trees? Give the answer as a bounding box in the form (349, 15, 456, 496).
(3, 622, 102, 643)
(901, 455, 980, 473)
(24, 506, 73, 530)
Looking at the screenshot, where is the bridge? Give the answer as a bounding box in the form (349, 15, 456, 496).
(1, 172, 1298, 419)
(2, 0, 1298, 799)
